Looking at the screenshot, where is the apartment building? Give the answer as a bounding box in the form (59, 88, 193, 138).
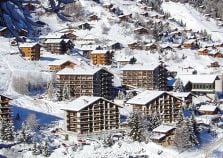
(90, 50, 113, 65)
(0, 95, 12, 123)
(121, 63, 167, 90)
(127, 90, 183, 123)
(56, 66, 113, 100)
(19, 43, 40, 60)
(61, 96, 120, 134)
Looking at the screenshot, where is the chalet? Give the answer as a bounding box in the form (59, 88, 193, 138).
(177, 74, 220, 94)
(77, 22, 92, 30)
(121, 63, 167, 91)
(48, 59, 78, 72)
(115, 56, 132, 67)
(127, 90, 183, 123)
(43, 39, 67, 54)
(109, 42, 123, 50)
(208, 62, 220, 68)
(39, 33, 66, 41)
(128, 41, 142, 50)
(64, 31, 77, 41)
(18, 29, 28, 37)
(208, 49, 223, 58)
(88, 14, 99, 21)
(0, 27, 8, 37)
(183, 40, 197, 49)
(134, 27, 149, 35)
(19, 43, 40, 60)
(0, 95, 12, 123)
(90, 50, 113, 65)
(145, 43, 158, 51)
(198, 48, 208, 55)
(75, 45, 100, 59)
(61, 96, 120, 134)
(150, 125, 176, 146)
(56, 66, 114, 100)
(198, 105, 218, 115)
(118, 14, 132, 22)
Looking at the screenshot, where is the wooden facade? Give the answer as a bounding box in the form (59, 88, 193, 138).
(62, 96, 120, 134)
(43, 39, 67, 54)
(57, 67, 113, 100)
(19, 43, 40, 60)
(122, 64, 167, 91)
(150, 125, 176, 147)
(0, 95, 12, 123)
(90, 50, 113, 65)
(127, 91, 183, 123)
(48, 60, 77, 72)
(198, 48, 208, 55)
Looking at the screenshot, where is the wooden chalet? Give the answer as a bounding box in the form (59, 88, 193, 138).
(0, 95, 12, 123)
(198, 48, 208, 55)
(0, 27, 8, 37)
(19, 43, 41, 60)
(48, 59, 78, 72)
(134, 27, 149, 35)
(198, 105, 218, 115)
(90, 50, 113, 65)
(43, 39, 68, 54)
(150, 125, 176, 146)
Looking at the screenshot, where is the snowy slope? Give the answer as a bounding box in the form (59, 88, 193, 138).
(162, 1, 223, 42)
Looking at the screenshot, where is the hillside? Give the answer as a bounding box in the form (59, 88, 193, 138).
(0, 0, 223, 158)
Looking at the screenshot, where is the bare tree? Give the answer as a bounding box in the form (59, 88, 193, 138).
(26, 113, 38, 131)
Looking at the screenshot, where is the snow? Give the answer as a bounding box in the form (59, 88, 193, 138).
(162, 1, 223, 41)
(152, 125, 175, 134)
(199, 105, 217, 112)
(91, 50, 108, 54)
(177, 74, 218, 84)
(126, 90, 165, 105)
(56, 66, 101, 75)
(44, 39, 64, 44)
(61, 96, 101, 112)
(121, 63, 160, 71)
(19, 42, 38, 48)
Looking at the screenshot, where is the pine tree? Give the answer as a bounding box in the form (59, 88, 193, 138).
(32, 142, 40, 155)
(0, 118, 14, 141)
(174, 78, 184, 92)
(103, 134, 114, 147)
(128, 112, 143, 142)
(186, 117, 200, 147)
(47, 81, 54, 100)
(174, 121, 192, 152)
(62, 82, 70, 100)
(42, 140, 50, 157)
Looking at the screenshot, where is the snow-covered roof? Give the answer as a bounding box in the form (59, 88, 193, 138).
(121, 63, 160, 71)
(19, 43, 39, 48)
(150, 133, 166, 140)
(152, 124, 175, 134)
(75, 45, 98, 51)
(177, 74, 218, 84)
(61, 96, 101, 111)
(91, 50, 109, 54)
(0, 27, 7, 32)
(44, 39, 64, 44)
(61, 96, 121, 112)
(199, 105, 217, 112)
(127, 90, 165, 105)
(39, 33, 65, 39)
(48, 58, 79, 66)
(170, 92, 192, 98)
(56, 66, 101, 75)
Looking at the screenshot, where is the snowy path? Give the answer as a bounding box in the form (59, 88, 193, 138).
(162, 1, 223, 41)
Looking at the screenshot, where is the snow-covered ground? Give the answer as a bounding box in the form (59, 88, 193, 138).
(1, 0, 223, 157)
(162, 1, 223, 42)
